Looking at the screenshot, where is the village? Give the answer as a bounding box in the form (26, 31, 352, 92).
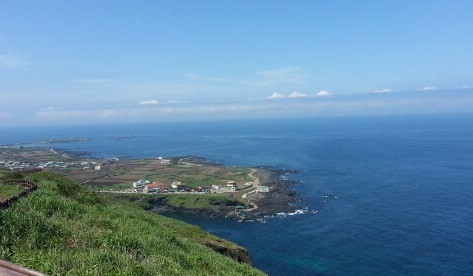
(0, 146, 271, 201)
(0, 145, 106, 171)
(0, 158, 104, 171)
(129, 176, 269, 195)
(1, 147, 301, 223)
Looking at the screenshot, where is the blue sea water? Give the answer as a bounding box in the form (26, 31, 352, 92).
(2, 114, 473, 275)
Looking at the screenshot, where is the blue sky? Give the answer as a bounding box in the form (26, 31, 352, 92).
(1, 1, 472, 125)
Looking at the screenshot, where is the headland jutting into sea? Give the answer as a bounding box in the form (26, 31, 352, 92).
(0, 145, 306, 221)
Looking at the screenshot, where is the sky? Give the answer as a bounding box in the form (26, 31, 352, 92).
(1, 1, 472, 126)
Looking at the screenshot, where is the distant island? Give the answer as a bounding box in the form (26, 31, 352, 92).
(33, 137, 91, 144)
(0, 138, 91, 148)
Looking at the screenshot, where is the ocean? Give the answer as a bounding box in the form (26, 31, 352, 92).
(2, 114, 473, 275)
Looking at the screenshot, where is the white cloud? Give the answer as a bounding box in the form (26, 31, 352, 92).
(458, 85, 473, 89)
(316, 90, 332, 97)
(32, 90, 473, 125)
(267, 93, 286, 99)
(0, 55, 29, 69)
(138, 100, 159, 105)
(288, 91, 308, 98)
(420, 86, 438, 91)
(374, 88, 392, 93)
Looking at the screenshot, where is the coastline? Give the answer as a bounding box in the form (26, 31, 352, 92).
(146, 167, 300, 219)
(247, 168, 299, 215)
(1, 146, 301, 219)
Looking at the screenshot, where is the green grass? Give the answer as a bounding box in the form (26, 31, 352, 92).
(1, 171, 27, 201)
(0, 184, 23, 201)
(0, 168, 10, 177)
(145, 167, 253, 189)
(0, 171, 265, 275)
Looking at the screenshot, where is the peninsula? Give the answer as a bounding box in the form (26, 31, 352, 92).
(1, 146, 299, 220)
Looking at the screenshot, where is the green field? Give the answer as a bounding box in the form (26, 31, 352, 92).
(145, 166, 254, 188)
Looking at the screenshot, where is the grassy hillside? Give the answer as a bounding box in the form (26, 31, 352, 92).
(0, 171, 265, 275)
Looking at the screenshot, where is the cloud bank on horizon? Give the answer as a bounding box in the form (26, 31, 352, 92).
(22, 88, 472, 125)
(0, 1, 472, 125)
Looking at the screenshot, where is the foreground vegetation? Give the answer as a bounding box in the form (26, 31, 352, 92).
(0, 171, 264, 275)
(0, 170, 24, 201)
(0, 184, 22, 201)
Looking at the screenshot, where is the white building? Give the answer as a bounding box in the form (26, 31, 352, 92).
(133, 179, 150, 189)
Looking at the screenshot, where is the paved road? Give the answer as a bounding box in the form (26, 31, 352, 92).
(241, 169, 260, 211)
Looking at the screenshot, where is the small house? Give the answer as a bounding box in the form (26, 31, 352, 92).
(258, 185, 269, 193)
(171, 181, 182, 189)
(133, 179, 150, 190)
(227, 181, 237, 190)
(157, 184, 169, 192)
(144, 182, 165, 193)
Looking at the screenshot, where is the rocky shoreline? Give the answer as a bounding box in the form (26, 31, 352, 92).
(247, 168, 299, 216)
(148, 167, 300, 219)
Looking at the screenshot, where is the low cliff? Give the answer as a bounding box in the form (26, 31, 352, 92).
(198, 238, 252, 264)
